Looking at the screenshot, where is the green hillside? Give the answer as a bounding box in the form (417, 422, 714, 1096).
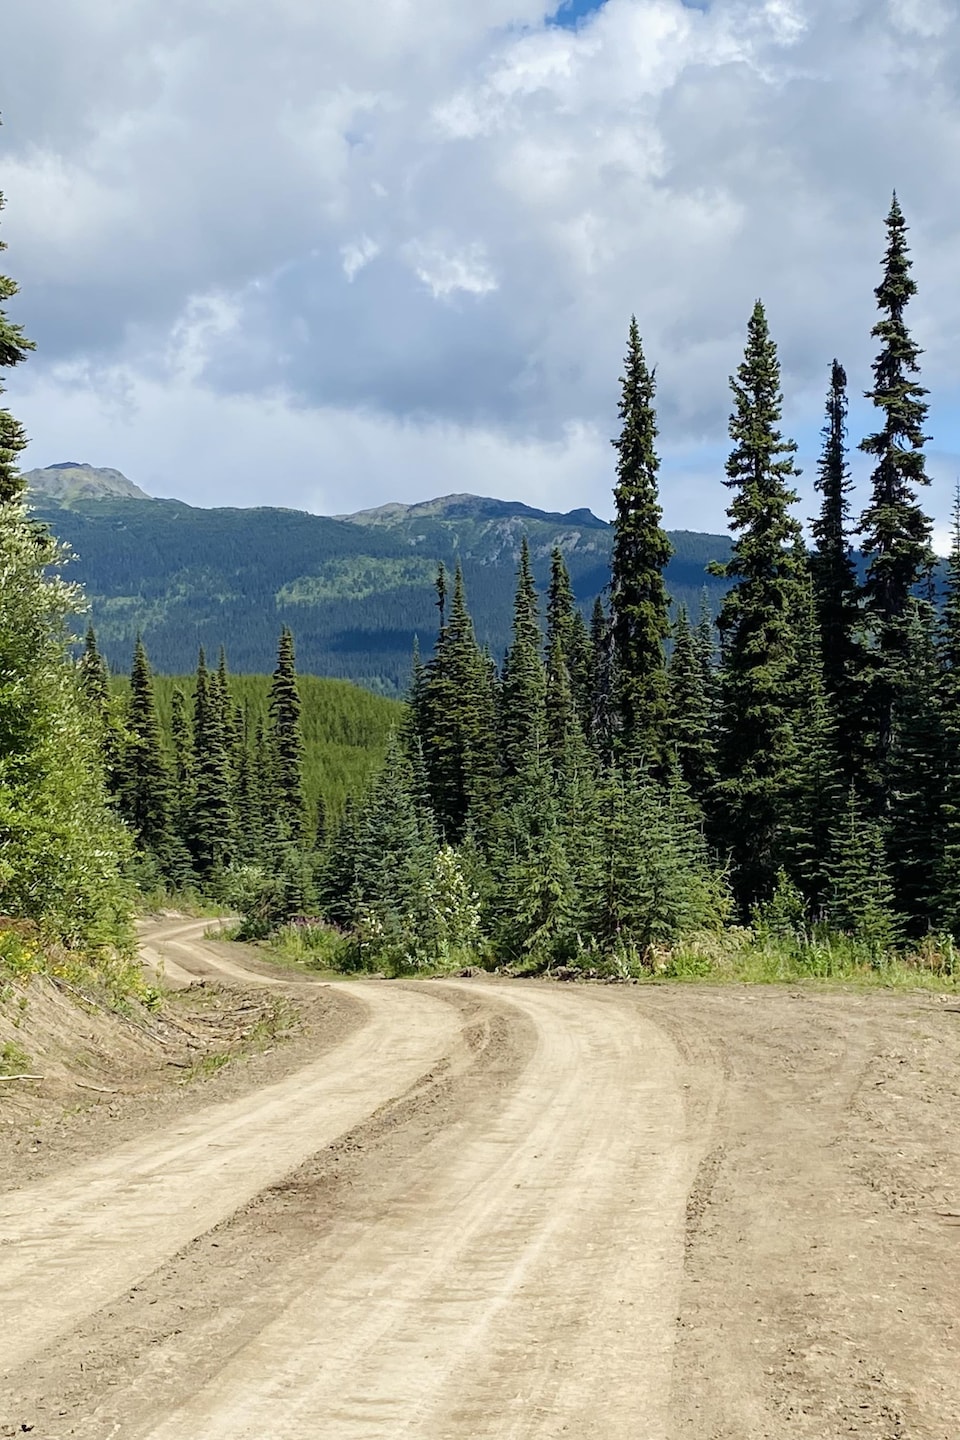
(28, 467, 733, 690)
(111, 672, 403, 820)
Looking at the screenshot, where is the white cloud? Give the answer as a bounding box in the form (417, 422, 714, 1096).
(2, 0, 960, 526)
(405, 239, 499, 299)
(341, 235, 381, 281)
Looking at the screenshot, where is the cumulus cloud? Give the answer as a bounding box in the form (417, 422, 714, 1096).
(2, 0, 960, 530)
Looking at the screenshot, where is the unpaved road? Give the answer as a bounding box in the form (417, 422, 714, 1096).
(1, 921, 959, 1438)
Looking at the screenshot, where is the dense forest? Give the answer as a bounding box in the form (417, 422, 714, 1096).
(27, 487, 732, 691)
(3, 182, 960, 983)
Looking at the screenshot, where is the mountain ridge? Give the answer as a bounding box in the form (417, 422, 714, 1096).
(24, 463, 732, 690)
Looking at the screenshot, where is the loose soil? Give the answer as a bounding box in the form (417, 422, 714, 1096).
(1, 921, 958, 1437)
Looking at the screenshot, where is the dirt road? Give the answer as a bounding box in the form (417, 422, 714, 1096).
(2, 919, 959, 1438)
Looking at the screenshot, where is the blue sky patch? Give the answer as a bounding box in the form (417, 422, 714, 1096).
(550, 0, 708, 29)
(549, 0, 607, 31)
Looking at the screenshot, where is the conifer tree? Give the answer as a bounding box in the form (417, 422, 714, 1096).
(545, 632, 579, 780)
(169, 685, 194, 833)
(118, 637, 175, 863)
(189, 647, 234, 877)
(667, 605, 716, 810)
(886, 594, 943, 929)
(609, 318, 673, 765)
(500, 539, 547, 783)
(546, 547, 577, 659)
(352, 739, 437, 969)
(314, 794, 328, 852)
(788, 565, 843, 912)
(713, 301, 805, 908)
(587, 595, 616, 766)
(588, 764, 724, 959)
(0, 181, 35, 505)
(858, 196, 934, 778)
(233, 722, 263, 865)
(546, 547, 592, 738)
(419, 564, 499, 843)
(811, 360, 867, 781)
(78, 623, 124, 793)
(825, 787, 900, 952)
(78, 624, 110, 715)
(268, 627, 307, 844)
(937, 490, 960, 937)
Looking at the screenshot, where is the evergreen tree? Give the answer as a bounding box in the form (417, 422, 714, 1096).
(117, 637, 175, 863)
(0, 180, 35, 506)
(319, 797, 362, 929)
(609, 317, 673, 765)
(268, 627, 307, 844)
(937, 490, 960, 937)
(713, 301, 805, 909)
(587, 595, 616, 766)
(588, 764, 725, 960)
(78, 623, 124, 794)
(500, 539, 547, 783)
(825, 787, 900, 953)
(788, 565, 843, 912)
(78, 624, 110, 715)
(314, 794, 329, 853)
(811, 360, 867, 781)
(886, 593, 943, 929)
(419, 565, 499, 843)
(858, 196, 934, 779)
(546, 546, 577, 658)
(667, 605, 716, 809)
(545, 631, 580, 780)
(169, 685, 194, 835)
(233, 718, 264, 865)
(352, 739, 437, 969)
(189, 647, 234, 877)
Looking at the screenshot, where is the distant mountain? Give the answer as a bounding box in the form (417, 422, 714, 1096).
(28, 472, 733, 691)
(24, 463, 151, 504)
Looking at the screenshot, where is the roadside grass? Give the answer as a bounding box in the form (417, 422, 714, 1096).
(224, 914, 960, 993)
(650, 928, 960, 991)
(0, 1039, 33, 1077)
(135, 886, 232, 920)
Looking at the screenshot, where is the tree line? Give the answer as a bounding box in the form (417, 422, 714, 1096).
(309, 196, 960, 971)
(3, 174, 958, 975)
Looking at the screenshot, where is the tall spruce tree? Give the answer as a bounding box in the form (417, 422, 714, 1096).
(811, 360, 866, 781)
(0, 182, 35, 505)
(499, 539, 547, 783)
(937, 490, 960, 937)
(118, 637, 175, 863)
(858, 196, 934, 781)
(714, 301, 805, 909)
(268, 627, 307, 844)
(190, 647, 234, 877)
(609, 318, 673, 766)
(419, 564, 499, 843)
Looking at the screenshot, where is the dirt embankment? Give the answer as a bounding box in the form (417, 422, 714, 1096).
(1, 920, 959, 1438)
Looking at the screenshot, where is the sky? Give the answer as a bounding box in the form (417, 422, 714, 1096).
(2, 0, 960, 538)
